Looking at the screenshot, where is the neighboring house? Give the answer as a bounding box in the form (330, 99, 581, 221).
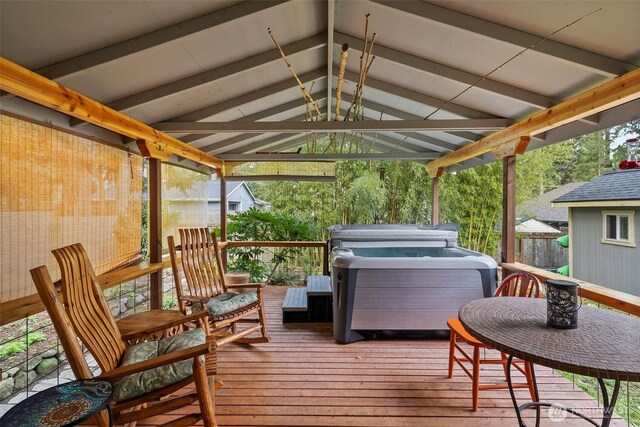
(517, 182, 586, 232)
(552, 169, 640, 296)
(162, 179, 209, 242)
(207, 180, 270, 226)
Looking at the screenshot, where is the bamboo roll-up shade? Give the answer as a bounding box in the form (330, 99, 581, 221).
(0, 114, 143, 304)
(161, 163, 209, 246)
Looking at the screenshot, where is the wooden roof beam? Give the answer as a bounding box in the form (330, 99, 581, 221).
(156, 118, 510, 134)
(426, 67, 640, 177)
(0, 57, 223, 170)
(218, 153, 440, 162)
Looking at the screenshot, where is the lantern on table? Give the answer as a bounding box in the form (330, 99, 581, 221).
(546, 279, 582, 329)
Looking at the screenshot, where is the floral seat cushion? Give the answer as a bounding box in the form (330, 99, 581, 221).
(112, 328, 205, 402)
(195, 291, 258, 316)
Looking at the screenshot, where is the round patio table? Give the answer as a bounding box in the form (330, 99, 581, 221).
(459, 298, 640, 427)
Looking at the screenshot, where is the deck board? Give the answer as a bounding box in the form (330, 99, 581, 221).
(140, 287, 627, 426)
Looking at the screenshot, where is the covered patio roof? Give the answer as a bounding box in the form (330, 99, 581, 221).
(1, 0, 639, 174)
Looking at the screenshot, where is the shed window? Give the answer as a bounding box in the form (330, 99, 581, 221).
(602, 211, 635, 247)
(228, 201, 241, 211)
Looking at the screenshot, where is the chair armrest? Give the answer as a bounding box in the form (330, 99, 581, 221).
(180, 295, 210, 303)
(98, 343, 211, 381)
(226, 283, 266, 290)
(119, 310, 209, 341)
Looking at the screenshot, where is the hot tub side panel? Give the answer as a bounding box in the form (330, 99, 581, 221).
(333, 267, 497, 343)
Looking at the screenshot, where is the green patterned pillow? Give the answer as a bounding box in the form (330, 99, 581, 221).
(112, 328, 205, 402)
(202, 291, 258, 316)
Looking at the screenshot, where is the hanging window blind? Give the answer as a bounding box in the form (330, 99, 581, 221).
(0, 114, 143, 304)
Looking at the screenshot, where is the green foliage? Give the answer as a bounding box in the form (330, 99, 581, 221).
(27, 331, 45, 345)
(226, 208, 319, 282)
(345, 171, 385, 224)
(0, 331, 45, 359)
(440, 162, 502, 256)
(0, 341, 26, 358)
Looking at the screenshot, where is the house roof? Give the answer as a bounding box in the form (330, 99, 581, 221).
(515, 218, 561, 234)
(517, 182, 585, 223)
(1, 1, 639, 173)
(552, 169, 640, 204)
(207, 180, 257, 202)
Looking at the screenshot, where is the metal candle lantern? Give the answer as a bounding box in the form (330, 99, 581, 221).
(546, 279, 582, 329)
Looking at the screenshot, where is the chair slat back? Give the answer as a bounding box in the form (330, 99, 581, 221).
(495, 272, 543, 298)
(178, 228, 225, 298)
(52, 244, 125, 372)
(30, 266, 94, 381)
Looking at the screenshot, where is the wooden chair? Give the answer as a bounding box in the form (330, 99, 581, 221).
(30, 243, 218, 427)
(447, 272, 543, 411)
(168, 228, 270, 347)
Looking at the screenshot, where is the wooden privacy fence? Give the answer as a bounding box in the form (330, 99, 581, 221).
(515, 235, 567, 269)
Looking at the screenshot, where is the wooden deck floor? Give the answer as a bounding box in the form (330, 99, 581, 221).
(143, 287, 626, 426)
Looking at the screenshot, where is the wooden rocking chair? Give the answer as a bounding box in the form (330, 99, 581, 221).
(30, 243, 218, 427)
(168, 228, 270, 347)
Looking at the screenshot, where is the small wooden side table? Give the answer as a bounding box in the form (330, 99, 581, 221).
(0, 379, 112, 427)
(116, 309, 188, 345)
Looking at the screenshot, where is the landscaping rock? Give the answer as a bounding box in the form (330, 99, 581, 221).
(1, 372, 7, 380)
(125, 293, 146, 309)
(58, 352, 67, 363)
(36, 358, 58, 376)
(6, 367, 20, 377)
(20, 355, 42, 372)
(0, 378, 14, 400)
(13, 370, 36, 390)
(41, 348, 57, 359)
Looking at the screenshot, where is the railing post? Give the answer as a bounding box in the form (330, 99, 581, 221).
(501, 155, 516, 264)
(148, 157, 163, 310)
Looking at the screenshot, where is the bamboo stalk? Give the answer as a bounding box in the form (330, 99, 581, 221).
(335, 43, 349, 121)
(268, 28, 323, 119)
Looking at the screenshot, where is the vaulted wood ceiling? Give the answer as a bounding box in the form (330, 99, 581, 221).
(1, 0, 639, 174)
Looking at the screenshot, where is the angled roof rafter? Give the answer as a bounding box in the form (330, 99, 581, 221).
(35, 0, 289, 81)
(336, 32, 557, 109)
(164, 69, 326, 124)
(372, 0, 635, 78)
(178, 90, 326, 145)
(342, 70, 499, 119)
(102, 33, 327, 113)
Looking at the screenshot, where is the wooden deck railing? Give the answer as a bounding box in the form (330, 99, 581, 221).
(222, 240, 329, 276)
(501, 262, 640, 317)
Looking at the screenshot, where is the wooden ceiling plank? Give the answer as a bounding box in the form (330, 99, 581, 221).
(426, 67, 640, 177)
(0, 57, 223, 170)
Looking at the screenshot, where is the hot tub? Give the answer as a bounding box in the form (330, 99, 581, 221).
(330, 224, 497, 343)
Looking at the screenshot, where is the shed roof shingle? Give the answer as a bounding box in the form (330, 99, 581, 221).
(552, 169, 640, 203)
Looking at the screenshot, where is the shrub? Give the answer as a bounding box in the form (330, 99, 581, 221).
(0, 341, 27, 358)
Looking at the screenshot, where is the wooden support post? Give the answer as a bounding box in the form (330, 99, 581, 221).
(501, 156, 516, 264)
(148, 157, 163, 310)
(431, 175, 440, 225)
(220, 177, 228, 270)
